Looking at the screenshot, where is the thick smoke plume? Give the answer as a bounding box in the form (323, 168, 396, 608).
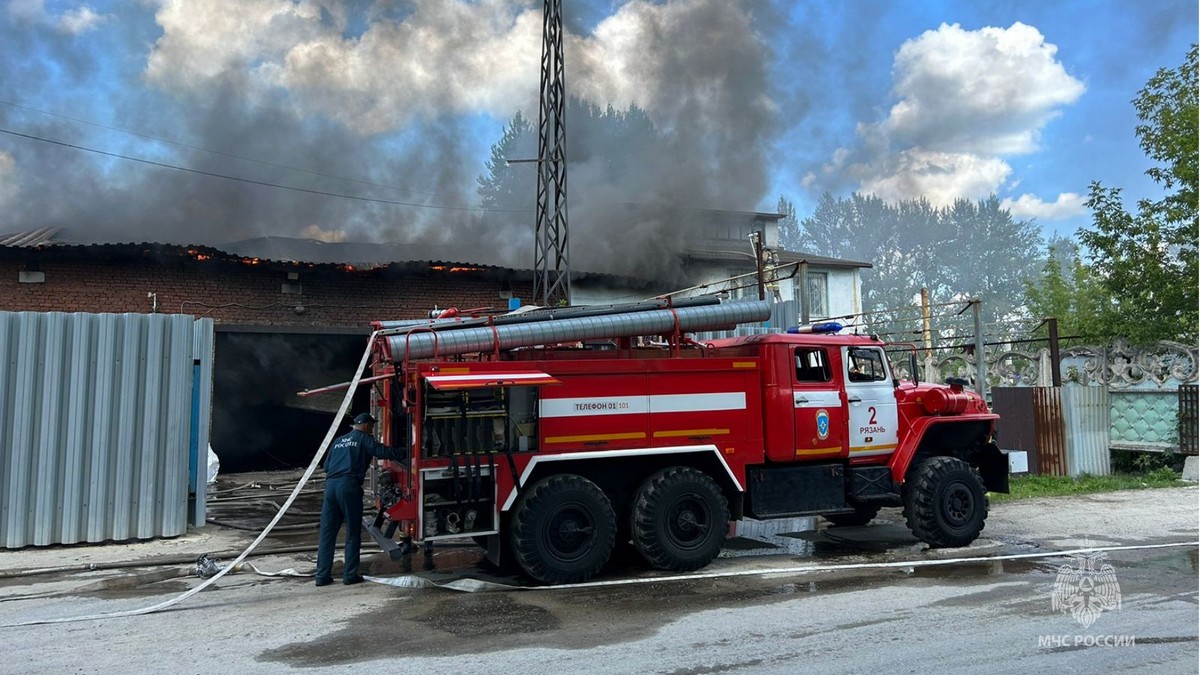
(0, 0, 781, 279)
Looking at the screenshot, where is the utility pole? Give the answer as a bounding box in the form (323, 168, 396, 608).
(971, 299, 987, 400)
(750, 231, 766, 301)
(920, 288, 932, 359)
(798, 262, 810, 324)
(533, 0, 570, 307)
(1047, 317, 1062, 387)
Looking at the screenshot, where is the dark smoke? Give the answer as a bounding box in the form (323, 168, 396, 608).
(0, 0, 784, 283)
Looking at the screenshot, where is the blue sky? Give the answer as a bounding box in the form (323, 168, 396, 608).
(0, 0, 1194, 246)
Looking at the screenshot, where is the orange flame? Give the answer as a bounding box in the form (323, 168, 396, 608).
(431, 265, 483, 272)
(186, 248, 212, 262)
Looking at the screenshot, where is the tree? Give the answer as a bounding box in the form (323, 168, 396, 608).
(477, 110, 536, 212)
(1079, 45, 1198, 344)
(944, 195, 1043, 324)
(1024, 237, 1115, 341)
(791, 192, 1042, 339)
(777, 195, 800, 251)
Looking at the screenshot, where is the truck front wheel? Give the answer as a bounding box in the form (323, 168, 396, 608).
(903, 456, 988, 548)
(510, 474, 617, 584)
(631, 467, 729, 571)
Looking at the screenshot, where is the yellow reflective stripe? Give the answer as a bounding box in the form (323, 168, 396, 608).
(733, 361, 757, 369)
(795, 448, 840, 456)
(653, 428, 730, 438)
(544, 432, 647, 444)
(849, 443, 898, 454)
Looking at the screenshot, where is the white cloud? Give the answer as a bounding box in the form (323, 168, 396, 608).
(859, 150, 1012, 205)
(818, 22, 1084, 207)
(57, 6, 107, 34)
(142, 0, 769, 137)
(885, 22, 1084, 155)
(999, 192, 1087, 220)
(6, 0, 109, 34)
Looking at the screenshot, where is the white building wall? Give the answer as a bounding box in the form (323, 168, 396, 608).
(573, 263, 861, 325)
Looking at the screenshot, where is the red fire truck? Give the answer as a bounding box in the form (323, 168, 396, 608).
(363, 297, 1008, 584)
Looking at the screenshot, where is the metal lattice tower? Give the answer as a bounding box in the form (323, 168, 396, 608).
(533, 0, 570, 307)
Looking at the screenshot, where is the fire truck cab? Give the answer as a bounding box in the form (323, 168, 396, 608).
(365, 300, 1009, 584)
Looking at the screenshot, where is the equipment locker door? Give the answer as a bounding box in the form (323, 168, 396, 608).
(789, 346, 844, 461)
(842, 346, 899, 461)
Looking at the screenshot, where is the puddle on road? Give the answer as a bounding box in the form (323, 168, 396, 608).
(259, 553, 1067, 669)
(722, 517, 820, 556)
(258, 535, 1200, 668)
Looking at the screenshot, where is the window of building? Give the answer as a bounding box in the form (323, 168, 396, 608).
(846, 347, 889, 383)
(795, 347, 832, 383)
(795, 272, 829, 319)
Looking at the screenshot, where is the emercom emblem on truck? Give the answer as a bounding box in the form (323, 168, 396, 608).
(816, 409, 831, 440)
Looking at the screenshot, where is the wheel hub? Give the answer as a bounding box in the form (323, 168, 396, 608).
(943, 482, 974, 525)
(666, 497, 710, 549)
(546, 507, 594, 560)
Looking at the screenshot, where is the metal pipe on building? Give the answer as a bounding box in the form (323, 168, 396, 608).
(374, 295, 722, 332)
(382, 299, 773, 362)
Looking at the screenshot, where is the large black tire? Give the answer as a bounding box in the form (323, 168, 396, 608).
(903, 456, 988, 548)
(823, 503, 882, 527)
(631, 467, 729, 571)
(509, 474, 616, 584)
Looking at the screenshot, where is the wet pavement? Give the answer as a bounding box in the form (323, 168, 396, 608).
(257, 545, 1197, 670)
(1, 481, 1196, 674)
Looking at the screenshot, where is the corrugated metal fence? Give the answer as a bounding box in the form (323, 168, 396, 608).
(1032, 387, 1067, 476)
(992, 387, 1038, 470)
(1062, 386, 1111, 476)
(1181, 385, 1199, 456)
(0, 312, 213, 548)
(992, 386, 1068, 475)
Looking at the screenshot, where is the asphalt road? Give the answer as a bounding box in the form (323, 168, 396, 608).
(2, 487, 1196, 675)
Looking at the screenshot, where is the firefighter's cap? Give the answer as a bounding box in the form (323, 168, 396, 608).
(352, 413, 377, 425)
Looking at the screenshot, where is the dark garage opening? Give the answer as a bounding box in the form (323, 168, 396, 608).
(211, 328, 372, 473)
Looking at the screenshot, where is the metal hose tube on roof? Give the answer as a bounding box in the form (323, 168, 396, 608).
(373, 295, 722, 332)
(383, 299, 771, 361)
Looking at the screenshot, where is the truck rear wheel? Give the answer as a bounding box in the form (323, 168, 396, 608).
(631, 467, 729, 571)
(823, 503, 881, 527)
(510, 474, 616, 584)
(903, 456, 988, 548)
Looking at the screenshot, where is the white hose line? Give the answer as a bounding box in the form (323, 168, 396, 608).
(1, 332, 378, 629)
(362, 541, 1200, 594)
(529, 540, 1200, 592)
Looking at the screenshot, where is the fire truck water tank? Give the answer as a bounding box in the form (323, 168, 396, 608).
(921, 387, 972, 415)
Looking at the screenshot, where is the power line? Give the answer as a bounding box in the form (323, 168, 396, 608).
(0, 126, 530, 214)
(826, 299, 971, 323)
(0, 98, 455, 200)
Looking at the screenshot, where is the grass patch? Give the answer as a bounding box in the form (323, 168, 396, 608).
(991, 467, 1184, 502)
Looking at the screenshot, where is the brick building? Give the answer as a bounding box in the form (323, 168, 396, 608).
(0, 230, 536, 471)
(0, 234, 527, 327)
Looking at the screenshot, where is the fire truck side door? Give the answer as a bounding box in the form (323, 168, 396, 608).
(788, 346, 844, 461)
(842, 346, 899, 460)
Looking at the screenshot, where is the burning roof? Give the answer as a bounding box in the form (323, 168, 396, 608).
(0, 229, 510, 274)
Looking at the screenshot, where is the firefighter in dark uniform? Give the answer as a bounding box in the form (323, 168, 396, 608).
(315, 412, 409, 586)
